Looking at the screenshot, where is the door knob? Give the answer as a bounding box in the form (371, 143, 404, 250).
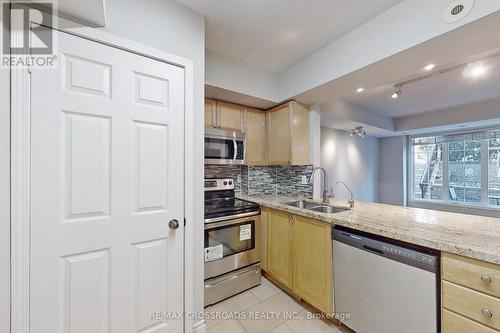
(169, 219, 180, 230)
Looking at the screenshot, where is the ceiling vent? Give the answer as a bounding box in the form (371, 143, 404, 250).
(443, 0, 474, 23)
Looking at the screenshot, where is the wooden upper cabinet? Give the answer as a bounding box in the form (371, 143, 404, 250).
(204, 99, 217, 129)
(267, 101, 310, 165)
(216, 101, 244, 131)
(205, 99, 244, 131)
(244, 107, 267, 165)
(267, 105, 291, 165)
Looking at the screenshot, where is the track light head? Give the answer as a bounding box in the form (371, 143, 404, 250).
(351, 126, 366, 138)
(392, 87, 402, 99)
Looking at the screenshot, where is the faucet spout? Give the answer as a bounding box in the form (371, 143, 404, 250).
(309, 167, 328, 203)
(335, 181, 355, 208)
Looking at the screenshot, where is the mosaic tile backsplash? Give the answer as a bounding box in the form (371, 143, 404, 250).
(204, 165, 314, 198)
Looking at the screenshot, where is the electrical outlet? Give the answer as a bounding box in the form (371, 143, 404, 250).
(301, 175, 307, 185)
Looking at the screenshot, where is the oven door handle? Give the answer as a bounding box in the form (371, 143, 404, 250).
(205, 274, 240, 288)
(204, 211, 260, 226)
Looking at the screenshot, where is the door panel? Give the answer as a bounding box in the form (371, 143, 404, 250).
(205, 99, 216, 128)
(30, 28, 184, 333)
(292, 216, 333, 313)
(267, 105, 290, 165)
(62, 249, 111, 333)
(216, 101, 243, 131)
(267, 209, 292, 288)
(64, 112, 111, 220)
(289, 102, 310, 165)
(244, 107, 267, 165)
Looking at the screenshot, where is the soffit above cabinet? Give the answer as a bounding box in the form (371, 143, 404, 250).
(34, 0, 107, 27)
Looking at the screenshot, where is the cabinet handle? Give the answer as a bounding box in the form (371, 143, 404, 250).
(481, 275, 492, 284)
(481, 309, 493, 319)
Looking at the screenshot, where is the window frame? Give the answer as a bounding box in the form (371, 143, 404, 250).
(407, 127, 500, 212)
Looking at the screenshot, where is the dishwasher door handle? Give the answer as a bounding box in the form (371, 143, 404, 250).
(363, 245, 384, 255)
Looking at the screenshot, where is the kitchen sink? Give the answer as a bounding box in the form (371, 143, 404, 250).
(309, 205, 350, 214)
(285, 200, 350, 214)
(285, 200, 318, 209)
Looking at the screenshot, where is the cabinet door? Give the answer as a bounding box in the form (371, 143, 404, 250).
(244, 107, 267, 165)
(290, 102, 310, 165)
(260, 207, 269, 272)
(205, 99, 216, 128)
(292, 215, 333, 313)
(267, 209, 293, 289)
(267, 105, 291, 165)
(217, 101, 244, 131)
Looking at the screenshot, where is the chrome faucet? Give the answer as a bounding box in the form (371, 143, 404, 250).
(332, 181, 355, 208)
(308, 167, 332, 203)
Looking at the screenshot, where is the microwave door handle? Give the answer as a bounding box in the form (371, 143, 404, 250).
(233, 139, 238, 160)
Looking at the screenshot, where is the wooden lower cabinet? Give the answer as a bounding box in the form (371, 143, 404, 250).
(267, 209, 293, 289)
(292, 215, 333, 313)
(442, 252, 500, 332)
(265, 208, 333, 313)
(442, 309, 498, 333)
(260, 207, 269, 271)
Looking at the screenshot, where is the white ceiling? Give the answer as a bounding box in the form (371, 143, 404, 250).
(176, 0, 403, 73)
(290, 11, 500, 135)
(346, 54, 500, 118)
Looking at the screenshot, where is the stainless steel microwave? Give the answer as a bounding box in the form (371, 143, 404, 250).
(205, 129, 246, 165)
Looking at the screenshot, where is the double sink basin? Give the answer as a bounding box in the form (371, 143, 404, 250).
(284, 200, 350, 214)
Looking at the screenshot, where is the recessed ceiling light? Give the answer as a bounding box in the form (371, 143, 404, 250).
(463, 62, 488, 78)
(423, 64, 436, 71)
(356, 87, 365, 93)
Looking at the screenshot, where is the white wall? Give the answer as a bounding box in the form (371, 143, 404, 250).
(378, 136, 406, 206)
(206, 50, 279, 102)
(101, 0, 206, 329)
(309, 105, 321, 200)
(0, 68, 10, 333)
(321, 127, 379, 202)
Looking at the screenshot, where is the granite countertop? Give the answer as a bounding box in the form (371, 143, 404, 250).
(238, 194, 500, 265)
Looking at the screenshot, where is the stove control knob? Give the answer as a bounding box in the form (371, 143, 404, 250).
(229, 181, 233, 185)
(223, 181, 228, 185)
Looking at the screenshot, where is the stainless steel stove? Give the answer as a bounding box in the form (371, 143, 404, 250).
(204, 178, 261, 306)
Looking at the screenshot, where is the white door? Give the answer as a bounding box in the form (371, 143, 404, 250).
(29, 28, 185, 333)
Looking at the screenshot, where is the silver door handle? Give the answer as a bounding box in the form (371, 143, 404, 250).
(169, 219, 180, 230)
(481, 275, 492, 284)
(481, 308, 493, 318)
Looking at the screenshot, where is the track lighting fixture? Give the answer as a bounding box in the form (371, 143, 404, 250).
(351, 126, 366, 138)
(391, 87, 402, 99)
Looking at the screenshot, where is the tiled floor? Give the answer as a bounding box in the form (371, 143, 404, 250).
(205, 277, 355, 333)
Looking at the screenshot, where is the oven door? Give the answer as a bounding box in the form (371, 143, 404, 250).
(204, 214, 261, 279)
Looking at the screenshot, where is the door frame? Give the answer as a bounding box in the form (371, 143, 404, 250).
(10, 7, 196, 333)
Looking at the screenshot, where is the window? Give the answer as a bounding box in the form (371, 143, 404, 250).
(409, 129, 500, 208)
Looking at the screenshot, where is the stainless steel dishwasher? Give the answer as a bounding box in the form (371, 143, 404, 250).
(333, 226, 439, 333)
